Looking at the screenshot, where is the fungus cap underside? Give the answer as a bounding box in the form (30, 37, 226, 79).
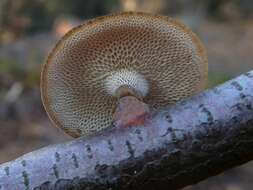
(41, 12, 208, 137)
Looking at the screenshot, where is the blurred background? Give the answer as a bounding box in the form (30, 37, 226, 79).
(0, 0, 253, 189)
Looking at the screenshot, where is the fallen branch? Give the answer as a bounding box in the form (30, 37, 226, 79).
(0, 70, 253, 190)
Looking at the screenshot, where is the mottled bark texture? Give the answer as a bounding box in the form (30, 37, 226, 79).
(0, 70, 253, 190)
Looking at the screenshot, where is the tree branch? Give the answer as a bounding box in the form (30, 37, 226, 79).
(0, 70, 253, 190)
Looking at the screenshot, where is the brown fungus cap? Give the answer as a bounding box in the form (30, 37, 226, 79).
(41, 12, 208, 138)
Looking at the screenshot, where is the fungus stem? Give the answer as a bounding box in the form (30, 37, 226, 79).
(115, 85, 142, 100)
(104, 69, 149, 99)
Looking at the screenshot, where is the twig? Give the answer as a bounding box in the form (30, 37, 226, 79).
(0, 70, 253, 190)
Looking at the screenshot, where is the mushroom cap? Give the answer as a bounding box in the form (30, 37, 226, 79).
(41, 12, 208, 138)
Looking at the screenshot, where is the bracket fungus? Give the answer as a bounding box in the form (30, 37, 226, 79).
(41, 12, 208, 138)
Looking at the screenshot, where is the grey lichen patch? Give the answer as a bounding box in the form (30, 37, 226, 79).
(126, 140, 135, 158)
(161, 127, 174, 138)
(86, 145, 91, 153)
(88, 154, 93, 159)
(161, 126, 185, 140)
(246, 103, 252, 110)
(21, 160, 26, 167)
(4, 167, 9, 176)
(53, 164, 59, 179)
(231, 116, 240, 124)
(199, 104, 214, 124)
(231, 81, 243, 91)
(232, 102, 245, 112)
(231, 98, 253, 112)
(72, 153, 79, 168)
(240, 93, 246, 99)
(107, 140, 114, 152)
(213, 87, 221, 95)
(85, 145, 93, 159)
(135, 128, 141, 135)
(245, 72, 253, 78)
(55, 152, 61, 162)
(22, 171, 29, 190)
(165, 113, 173, 123)
(135, 129, 143, 142)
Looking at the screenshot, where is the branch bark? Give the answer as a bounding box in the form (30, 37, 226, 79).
(0, 70, 253, 190)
